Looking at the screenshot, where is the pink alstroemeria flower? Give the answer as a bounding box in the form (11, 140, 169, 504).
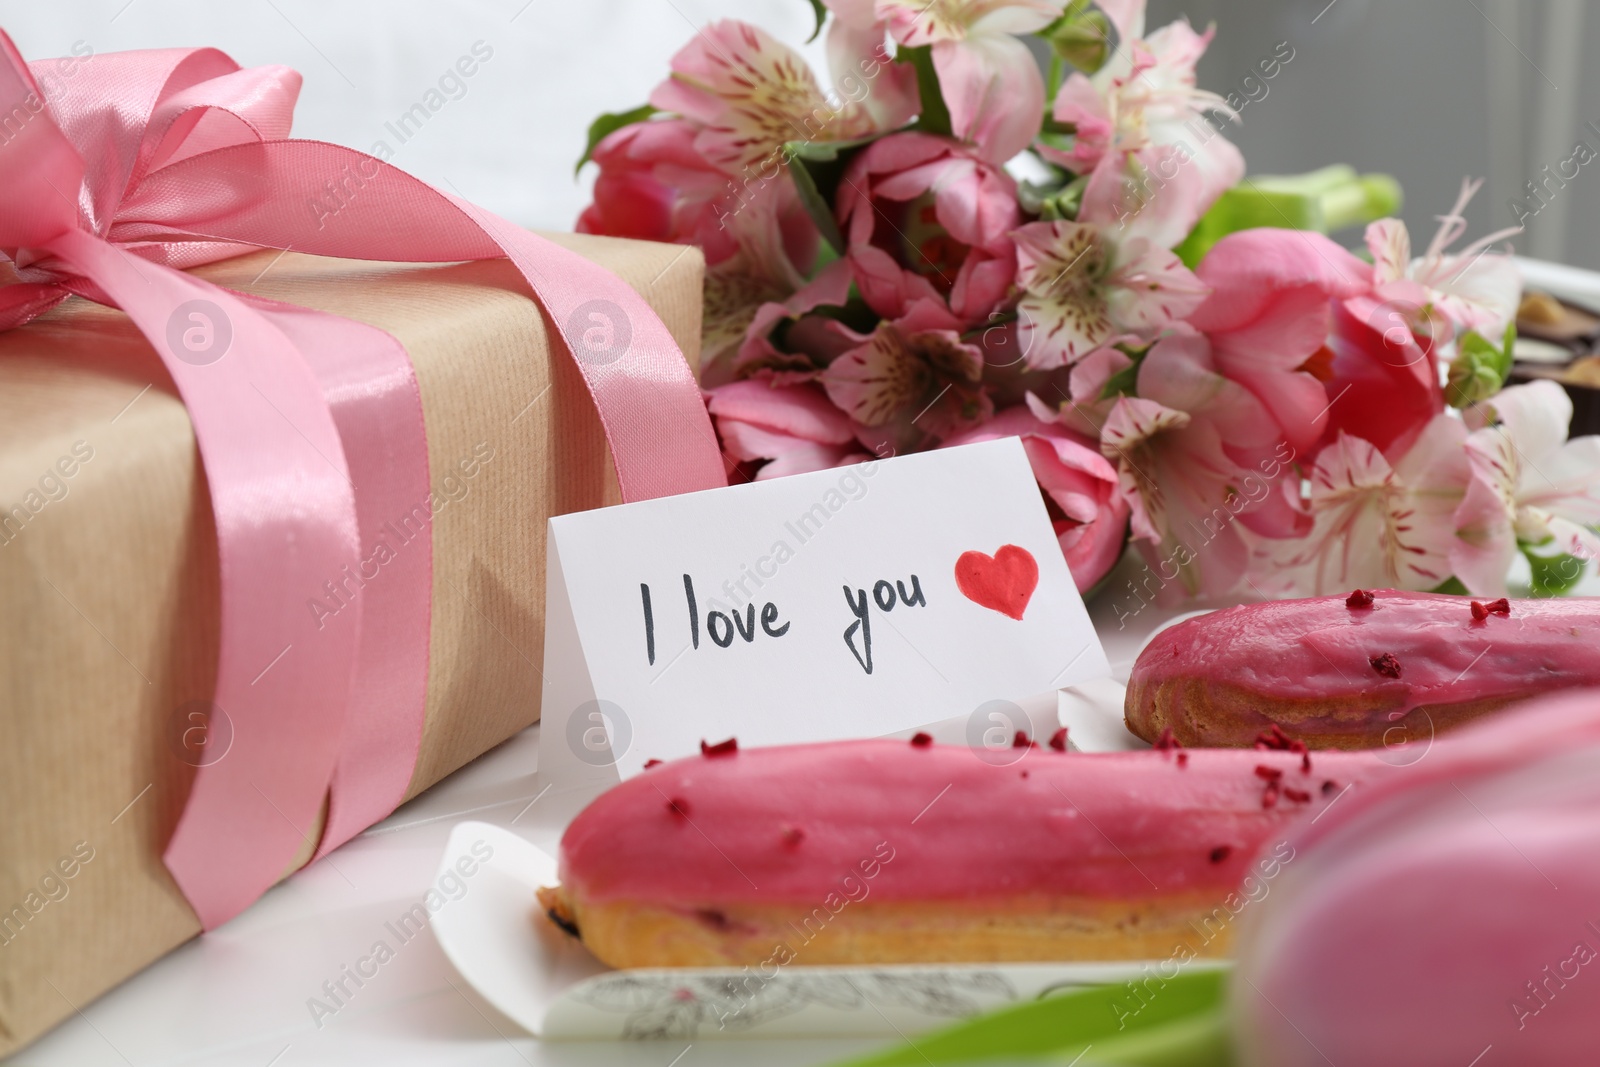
(1188, 227, 1372, 454)
(1010, 186, 1210, 370)
(1365, 178, 1522, 341)
(1044, 3, 1243, 240)
(837, 131, 1020, 326)
(708, 378, 872, 479)
(819, 299, 994, 449)
(828, 0, 1063, 163)
(944, 407, 1130, 591)
(651, 19, 916, 175)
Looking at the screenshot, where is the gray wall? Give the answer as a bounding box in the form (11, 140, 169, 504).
(1156, 0, 1600, 267)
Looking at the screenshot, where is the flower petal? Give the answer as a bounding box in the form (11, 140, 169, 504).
(820, 325, 930, 426)
(1189, 228, 1371, 334)
(708, 379, 859, 444)
(1101, 396, 1190, 543)
(651, 21, 831, 174)
(1448, 469, 1516, 595)
(1365, 218, 1411, 286)
(1013, 220, 1113, 370)
(932, 34, 1045, 163)
(825, 18, 920, 132)
(1474, 380, 1571, 472)
(1105, 237, 1210, 332)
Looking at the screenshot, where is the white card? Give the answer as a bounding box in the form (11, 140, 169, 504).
(538, 438, 1109, 789)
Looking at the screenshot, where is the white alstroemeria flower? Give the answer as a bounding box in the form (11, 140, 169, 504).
(1259, 417, 1472, 595)
(1455, 380, 1600, 592)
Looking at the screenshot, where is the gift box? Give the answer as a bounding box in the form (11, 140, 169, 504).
(0, 232, 706, 1055)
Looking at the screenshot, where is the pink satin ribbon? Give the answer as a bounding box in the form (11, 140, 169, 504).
(0, 33, 725, 928)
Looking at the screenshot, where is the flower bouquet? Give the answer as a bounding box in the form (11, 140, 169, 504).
(577, 0, 1600, 613)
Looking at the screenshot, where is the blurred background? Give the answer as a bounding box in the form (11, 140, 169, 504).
(6, 0, 1598, 267)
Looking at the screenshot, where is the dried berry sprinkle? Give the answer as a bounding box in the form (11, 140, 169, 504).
(1346, 589, 1375, 609)
(910, 732, 933, 747)
(643, 759, 663, 769)
(781, 825, 805, 846)
(1020, 769, 1030, 779)
(1473, 598, 1510, 621)
(1013, 730, 1037, 748)
(667, 796, 691, 817)
(1209, 846, 1232, 864)
(1048, 727, 1070, 752)
(1370, 652, 1402, 679)
(1321, 780, 1338, 795)
(1176, 751, 1189, 768)
(1283, 787, 1312, 804)
(1301, 752, 1312, 774)
(700, 737, 738, 757)
(1154, 727, 1184, 753)
(1255, 764, 1284, 782)
(1254, 725, 1294, 751)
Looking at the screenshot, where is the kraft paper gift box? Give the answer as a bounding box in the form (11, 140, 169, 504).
(0, 232, 704, 1056)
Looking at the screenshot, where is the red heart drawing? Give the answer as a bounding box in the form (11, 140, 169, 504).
(955, 545, 1039, 621)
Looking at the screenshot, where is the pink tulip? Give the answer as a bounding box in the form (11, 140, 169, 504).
(943, 407, 1130, 591)
(577, 117, 745, 266)
(1188, 228, 1371, 453)
(837, 131, 1020, 327)
(707, 378, 871, 479)
(1233, 689, 1600, 1067)
(1322, 296, 1444, 459)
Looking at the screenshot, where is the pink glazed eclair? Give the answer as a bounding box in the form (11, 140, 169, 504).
(537, 738, 1384, 968)
(1126, 590, 1600, 749)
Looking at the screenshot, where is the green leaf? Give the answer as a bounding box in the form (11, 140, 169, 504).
(1100, 344, 1150, 400)
(900, 45, 952, 137)
(575, 104, 657, 175)
(1526, 547, 1587, 597)
(827, 967, 1233, 1067)
(782, 135, 879, 255)
(1429, 576, 1471, 595)
(803, 0, 827, 43)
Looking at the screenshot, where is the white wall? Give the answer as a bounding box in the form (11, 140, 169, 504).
(4, 0, 828, 233)
(7, 0, 1599, 267)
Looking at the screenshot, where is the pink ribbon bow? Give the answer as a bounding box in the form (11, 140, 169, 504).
(0, 33, 725, 928)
